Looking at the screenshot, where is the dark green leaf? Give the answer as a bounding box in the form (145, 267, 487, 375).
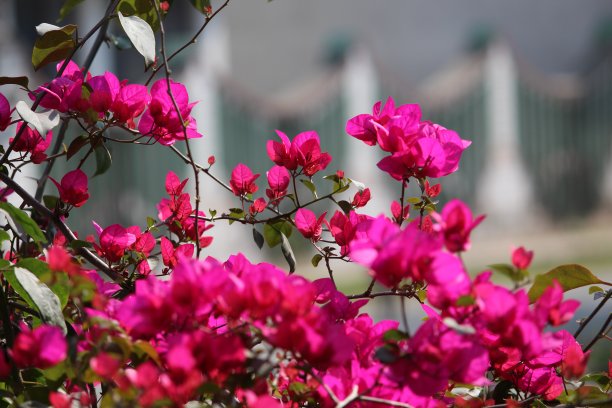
(527, 264, 609, 303)
(280, 233, 296, 273)
(299, 179, 317, 198)
(580, 373, 611, 390)
(5, 267, 66, 332)
(337, 200, 352, 214)
(374, 346, 397, 364)
(456, 295, 475, 306)
(32, 24, 77, 70)
(58, 0, 86, 20)
(66, 135, 89, 160)
(117, 12, 156, 67)
(0, 202, 47, 244)
(68, 239, 92, 250)
(489, 263, 520, 282)
(209, 209, 217, 217)
(492, 380, 515, 404)
(93, 143, 112, 176)
(43, 195, 59, 210)
(383, 329, 409, 342)
(263, 220, 292, 248)
(252, 228, 264, 250)
(0, 76, 29, 88)
(0, 230, 10, 243)
(311, 254, 323, 267)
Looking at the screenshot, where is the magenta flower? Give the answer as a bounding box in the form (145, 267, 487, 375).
(267, 130, 297, 170)
(230, 163, 260, 196)
(512, 246, 534, 270)
(11, 324, 67, 369)
(111, 84, 149, 125)
(32, 60, 85, 113)
(138, 79, 201, 145)
(267, 130, 332, 176)
(10, 124, 53, 164)
(50, 169, 89, 207)
(87, 71, 120, 113)
(434, 199, 485, 253)
(265, 165, 290, 205)
(295, 208, 327, 242)
(92, 222, 137, 262)
(0, 92, 11, 131)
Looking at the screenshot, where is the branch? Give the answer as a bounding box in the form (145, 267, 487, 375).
(583, 312, 611, 352)
(574, 289, 611, 339)
(0, 172, 120, 281)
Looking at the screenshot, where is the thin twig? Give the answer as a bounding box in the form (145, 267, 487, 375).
(574, 290, 611, 339)
(583, 312, 611, 352)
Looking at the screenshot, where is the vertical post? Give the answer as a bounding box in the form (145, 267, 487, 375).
(477, 40, 534, 228)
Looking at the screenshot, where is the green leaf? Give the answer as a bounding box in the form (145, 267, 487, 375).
(15, 100, 60, 137)
(311, 254, 323, 267)
(383, 329, 409, 342)
(299, 179, 317, 199)
(527, 264, 609, 303)
(43, 195, 59, 210)
(66, 135, 89, 160)
(0, 76, 29, 88)
(0, 202, 47, 244)
(17, 258, 69, 309)
(93, 142, 112, 176)
(0, 230, 10, 243)
(456, 295, 475, 306)
(489, 263, 520, 282)
(117, 12, 156, 67)
(4, 267, 66, 333)
(252, 228, 264, 250)
(337, 200, 352, 214)
(280, 233, 296, 273)
(32, 24, 77, 70)
(580, 373, 611, 391)
(374, 346, 397, 364)
(118, 0, 160, 31)
(589, 285, 603, 294)
(58, 0, 86, 20)
(188, 0, 212, 15)
(263, 220, 292, 248)
(68, 239, 92, 250)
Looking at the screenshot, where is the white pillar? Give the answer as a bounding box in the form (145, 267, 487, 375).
(477, 40, 533, 228)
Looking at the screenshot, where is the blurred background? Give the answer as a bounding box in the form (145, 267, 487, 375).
(1, 0, 611, 368)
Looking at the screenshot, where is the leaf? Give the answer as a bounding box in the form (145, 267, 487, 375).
(527, 264, 609, 303)
(117, 0, 161, 31)
(117, 12, 156, 67)
(299, 179, 317, 199)
(348, 178, 366, 192)
(337, 200, 352, 214)
(43, 195, 59, 210)
(32, 24, 77, 70)
(58, 0, 86, 20)
(0, 230, 10, 243)
(588, 286, 603, 294)
(66, 135, 89, 160)
(280, 232, 296, 273)
(15, 101, 60, 137)
(489, 263, 520, 282)
(4, 267, 66, 333)
(374, 346, 397, 364)
(93, 142, 112, 176)
(383, 329, 409, 342)
(188, 0, 212, 15)
(311, 254, 323, 267)
(456, 295, 475, 306)
(442, 317, 475, 335)
(68, 239, 92, 250)
(0, 202, 47, 244)
(17, 258, 69, 309)
(263, 220, 292, 248)
(252, 228, 264, 250)
(0, 76, 29, 88)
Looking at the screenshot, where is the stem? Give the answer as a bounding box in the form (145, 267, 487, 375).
(574, 290, 611, 339)
(583, 312, 611, 352)
(0, 283, 23, 393)
(34, 120, 69, 202)
(152, 0, 202, 257)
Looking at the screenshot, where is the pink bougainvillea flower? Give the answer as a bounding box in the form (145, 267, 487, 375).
(111, 83, 149, 125)
(267, 130, 297, 170)
(160, 237, 194, 269)
(328, 210, 366, 256)
(10, 124, 52, 164)
(295, 208, 327, 242)
(11, 324, 67, 369)
(556, 330, 590, 379)
(230, 163, 260, 196)
(138, 79, 201, 145)
(32, 60, 85, 113)
(50, 169, 89, 207)
(90, 351, 122, 379)
(87, 71, 120, 113)
(512, 246, 534, 270)
(534, 281, 580, 327)
(266, 165, 290, 205)
(249, 197, 267, 215)
(290, 131, 332, 177)
(92, 222, 137, 262)
(0, 92, 11, 131)
(433, 199, 485, 253)
(351, 187, 371, 208)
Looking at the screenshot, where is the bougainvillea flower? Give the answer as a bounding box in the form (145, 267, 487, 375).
(138, 79, 201, 145)
(534, 281, 580, 327)
(160, 237, 194, 269)
(230, 163, 260, 196)
(295, 208, 327, 242)
(511, 246, 534, 270)
(87, 71, 120, 113)
(267, 130, 297, 170)
(92, 222, 137, 262)
(266, 165, 290, 204)
(50, 169, 89, 207)
(434, 199, 485, 253)
(290, 131, 332, 177)
(351, 187, 371, 208)
(0, 92, 11, 131)
(111, 84, 149, 125)
(11, 324, 67, 369)
(10, 124, 53, 164)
